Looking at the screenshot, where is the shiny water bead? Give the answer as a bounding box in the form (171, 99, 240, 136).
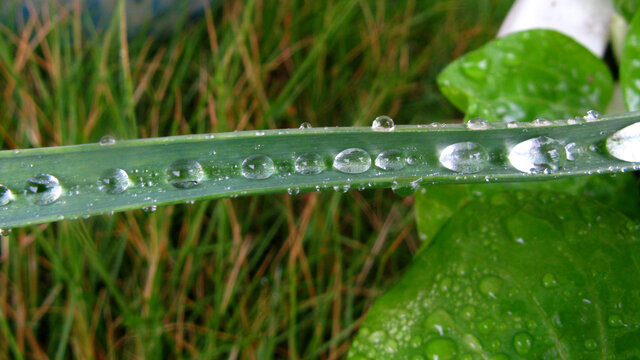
(295, 153, 326, 175)
(167, 159, 204, 188)
(0, 185, 13, 206)
(333, 148, 371, 174)
(466, 117, 490, 130)
(25, 174, 62, 205)
(532, 118, 552, 126)
(299, 122, 313, 129)
(375, 150, 405, 171)
(606, 122, 640, 162)
(439, 142, 489, 174)
(583, 109, 601, 122)
(241, 154, 275, 179)
(99, 135, 116, 145)
(371, 115, 395, 132)
(508, 136, 566, 174)
(98, 168, 131, 194)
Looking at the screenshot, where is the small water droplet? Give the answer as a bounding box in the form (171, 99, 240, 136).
(99, 135, 116, 146)
(371, 115, 395, 132)
(425, 309, 455, 336)
(583, 110, 601, 122)
(287, 187, 300, 195)
(333, 148, 371, 174)
(439, 142, 489, 174)
(466, 117, 489, 130)
(369, 330, 386, 344)
(299, 122, 312, 129)
(375, 150, 405, 171)
(608, 314, 626, 327)
(542, 273, 557, 287)
(25, 174, 62, 205)
(512, 332, 533, 355)
(508, 136, 565, 174)
(0, 185, 14, 206)
(460, 55, 490, 81)
(532, 118, 552, 126)
(295, 153, 326, 175)
(479, 276, 502, 299)
(462, 333, 483, 352)
(167, 159, 204, 188)
(241, 154, 275, 179)
(98, 168, 130, 194)
(584, 338, 598, 351)
(606, 122, 640, 162)
(391, 179, 420, 197)
(425, 338, 458, 360)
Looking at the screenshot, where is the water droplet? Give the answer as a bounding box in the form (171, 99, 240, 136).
(375, 150, 405, 171)
(99, 135, 116, 146)
(425, 338, 458, 360)
(167, 159, 204, 188)
(584, 338, 598, 351)
(439, 142, 489, 174)
(460, 305, 475, 321)
(478, 276, 502, 299)
(542, 273, 557, 288)
(384, 338, 398, 353)
(295, 153, 326, 175)
(606, 122, 640, 162)
(508, 136, 565, 174)
(287, 187, 300, 195)
(608, 314, 626, 327)
(512, 332, 533, 355)
(369, 330, 386, 344)
(460, 55, 490, 81)
(299, 122, 312, 129)
(241, 154, 275, 179)
(371, 115, 395, 132)
(98, 168, 130, 194)
(0, 185, 13, 206)
(462, 333, 483, 352)
(478, 318, 496, 335)
(391, 179, 420, 197)
(25, 174, 62, 205)
(425, 309, 456, 336)
(333, 148, 371, 174)
(532, 118, 552, 126)
(466, 117, 489, 130)
(583, 110, 601, 122)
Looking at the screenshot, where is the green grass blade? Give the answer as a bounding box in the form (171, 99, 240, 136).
(1, 112, 640, 228)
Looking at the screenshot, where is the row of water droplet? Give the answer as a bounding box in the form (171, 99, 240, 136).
(1, 113, 639, 208)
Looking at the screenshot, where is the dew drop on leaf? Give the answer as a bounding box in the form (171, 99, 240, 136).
(424, 338, 458, 360)
(466, 117, 490, 130)
(333, 148, 371, 174)
(371, 115, 395, 132)
(439, 142, 489, 174)
(299, 122, 312, 129)
(462, 333, 483, 352)
(542, 273, 557, 288)
(241, 154, 275, 180)
(478, 276, 502, 299)
(606, 122, 640, 162)
(98, 168, 130, 194)
(25, 174, 62, 205)
(0, 185, 13, 206)
(512, 331, 533, 355)
(424, 308, 455, 336)
(99, 135, 116, 146)
(583, 109, 601, 122)
(369, 330, 386, 344)
(607, 314, 625, 327)
(167, 159, 204, 188)
(375, 149, 405, 171)
(584, 338, 598, 350)
(294, 153, 325, 175)
(508, 136, 565, 174)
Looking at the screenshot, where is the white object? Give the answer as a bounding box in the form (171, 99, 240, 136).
(498, 0, 615, 57)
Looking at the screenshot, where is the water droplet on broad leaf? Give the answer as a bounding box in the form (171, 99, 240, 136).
(478, 276, 502, 299)
(542, 273, 557, 287)
(583, 110, 601, 122)
(299, 122, 312, 129)
(478, 317, 496, 335)
(466, 117, 490, 130)
(167, 159, 204, 188)
(512, 332, 533, 355)
(508, 136, 565, 174)
(375, 150, 405, 171)
(99, 135, 116, 146)
(425, 338, 458, 360)
(532, 118, 552, 126)
(295, 153, 325, 175)
(462, 333, 483, 352)
(606, 122, 640, 162)
(369, 330, 387, 344)
(333, 148, 371, 174)
(460, 56, 490, 81)
(424, 308, 456, 335)
(584, 338, 598, 350)
(241, 154, 275, 179)
(98, 168, 130, 194)
(26, 174, 62, 205)
(439, 142, 489, 174)
(372, 115, 395, 132)
(0, 185, 13, 206)
(608, 314, 626, 327)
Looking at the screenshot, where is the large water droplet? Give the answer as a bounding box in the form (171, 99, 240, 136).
(439, 142, 489, 174)
(371, 115, 395, 132)
(479, 276, 502, 299)
(583, 110, 601, 122)
(508, 136, 565, 174)
(606, 122, 640, 162)
(299, 122, 312, 129)
(167, 159, 204, 188)
(512, 332, 532, 355)
(462, 333, 483, 353)
(333, 148, 371, 174)
(425, 338, 458, 360)
(26, 174, 62, 205)
(375, 150, 405, 171)
(99, 135, 116, 146)
(425, 308, 456, 336)
(391, 179, 420, 197)
(241, 154, 275, 179)
(295, 153, 326, 175)
(0, 185, 13, 206)
(466, 117, 490, 130)
(98, 168, 130, 194)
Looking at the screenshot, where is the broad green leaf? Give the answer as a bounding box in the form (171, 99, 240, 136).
(349, 191, 640, 359)
(437, 30, 613, 122)
(622, 11, 640, 111)
(615, 0, 640, 22)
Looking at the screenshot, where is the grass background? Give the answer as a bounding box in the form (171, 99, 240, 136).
(0, 0, 512, 358)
